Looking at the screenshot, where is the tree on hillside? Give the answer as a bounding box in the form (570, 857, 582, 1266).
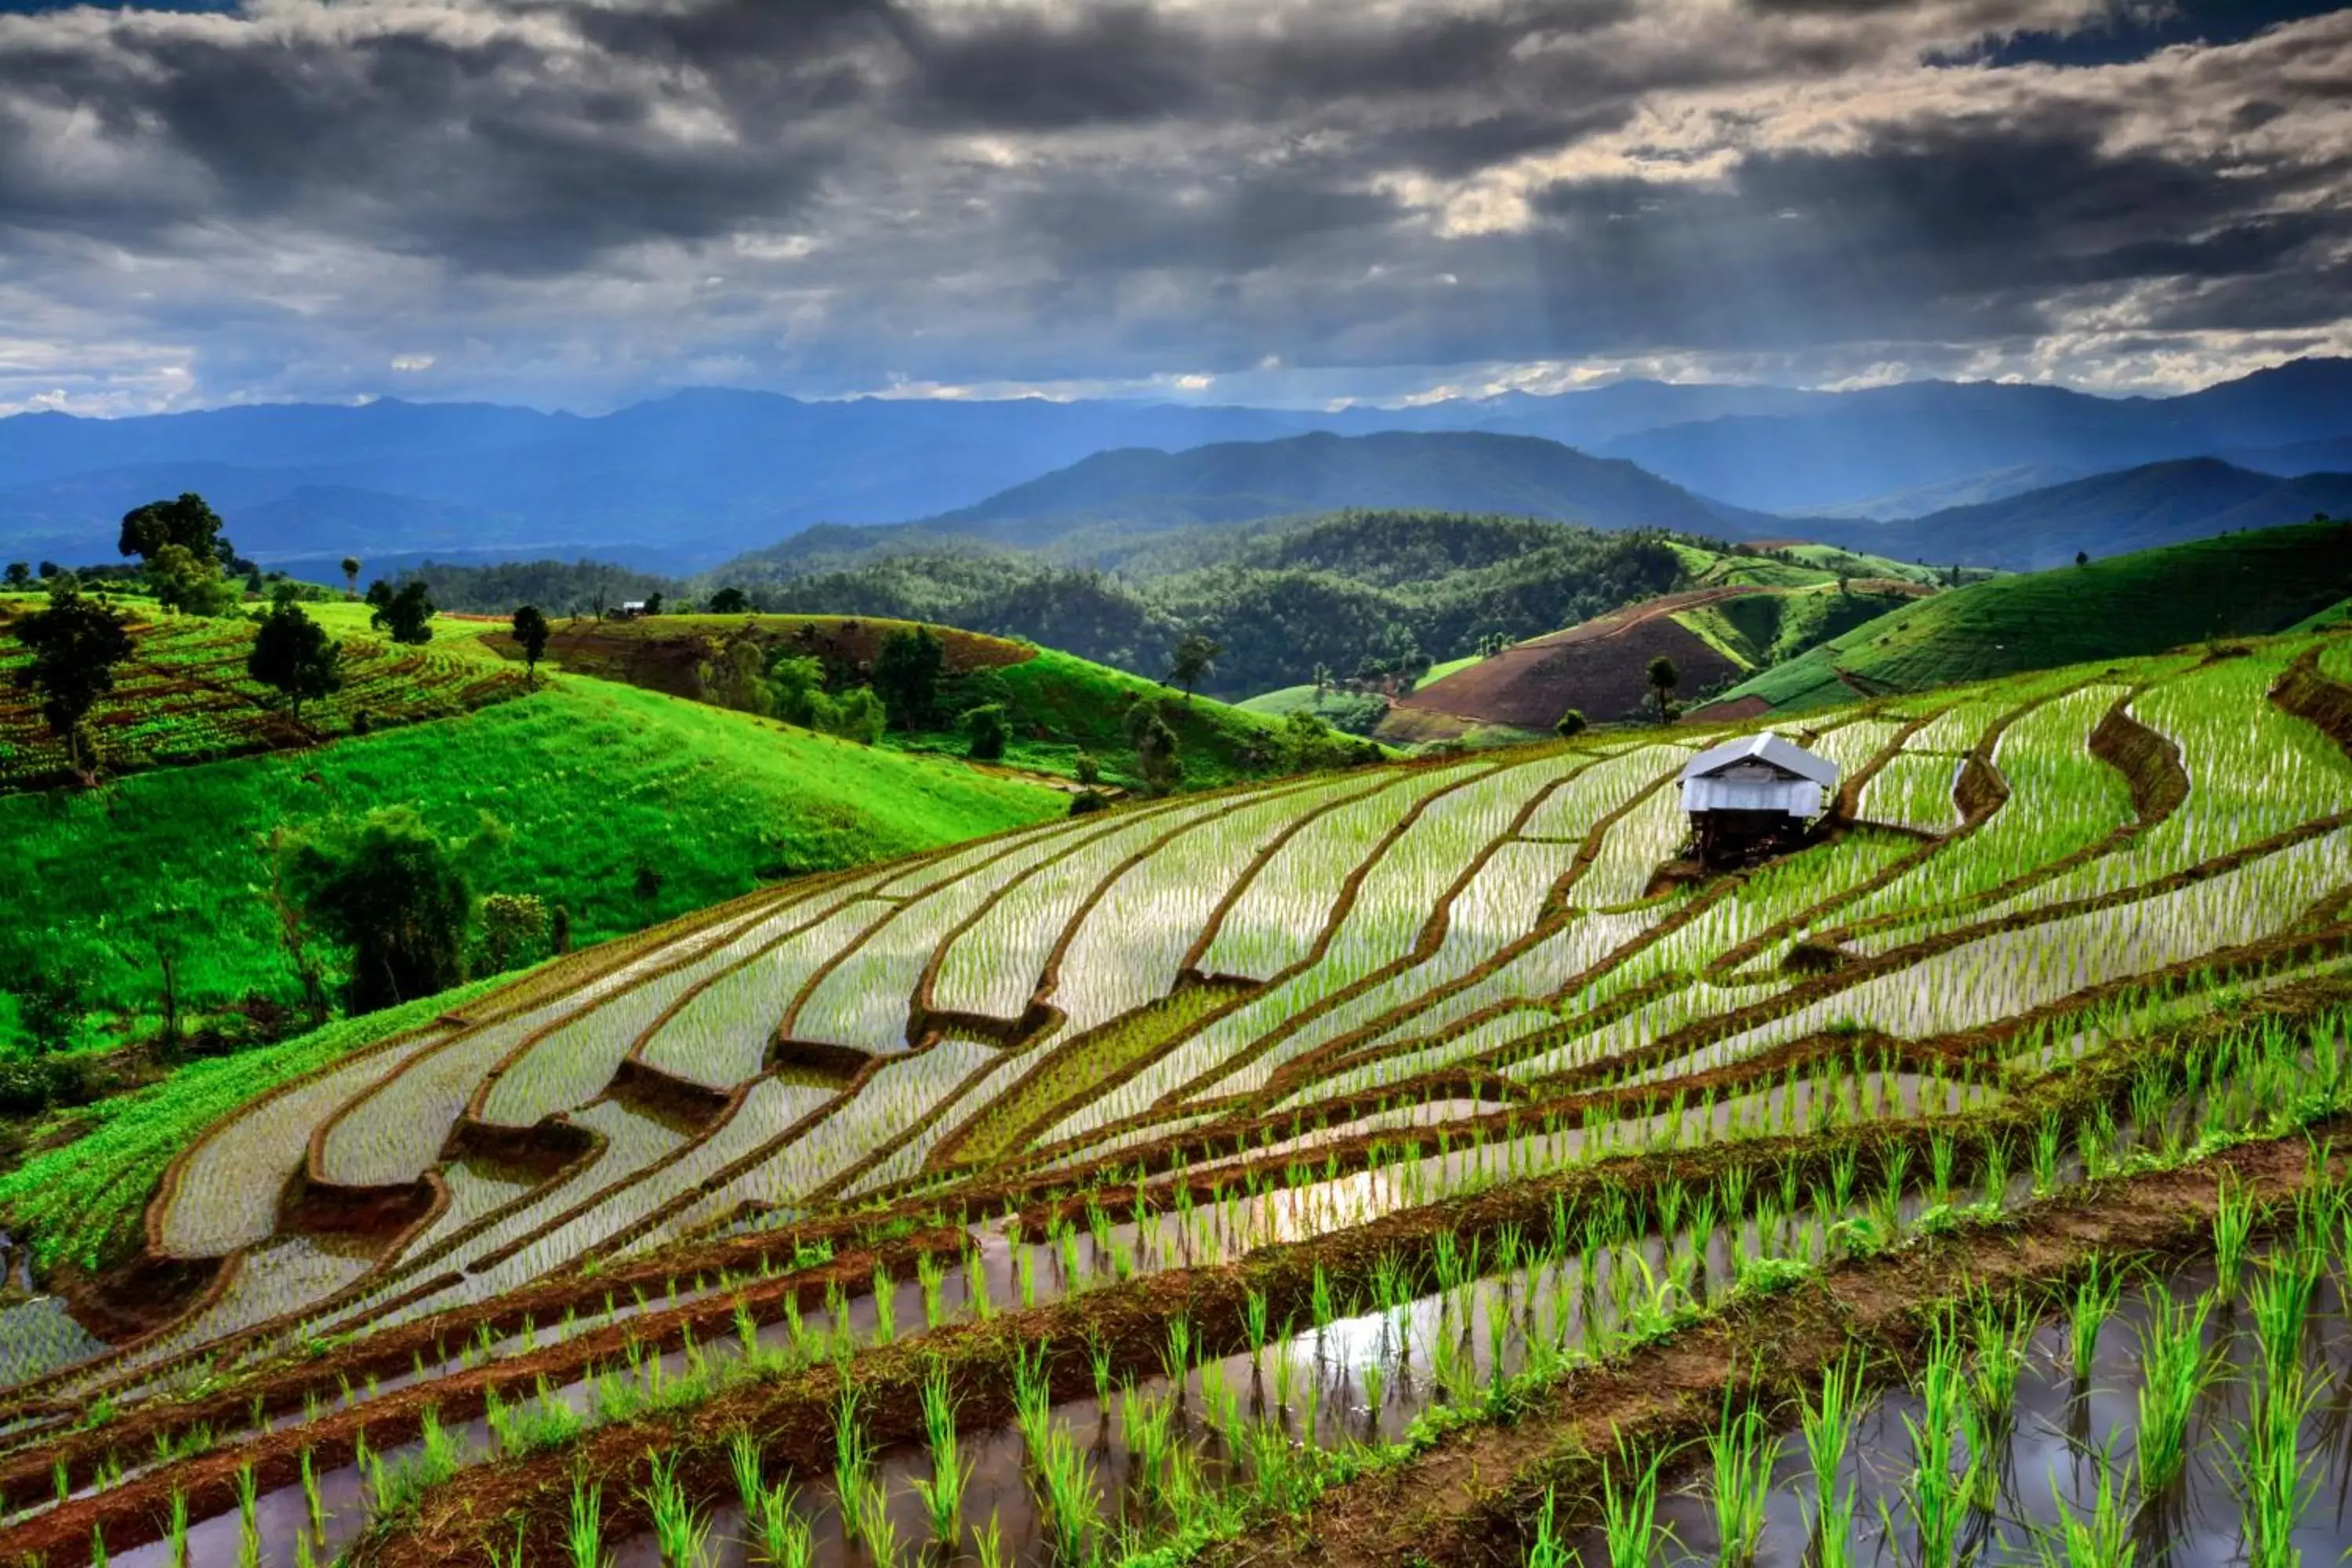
(247, 597, 344, 721)
(342, 557, 361, 596)
(2075, 550, 2089, 567)
(1646, 655, 1680, 723)
(3, 563, 28, 590)
(118, 492, 226, 563)
(1167, 632, 1223, 702)
(1126, 700, 1184, 795)
(145, 541, 239, 616)
(709, 586, 750, 614)
(874, 625, 945, 730)
(371, 579, 436, 644)
(511, 604, 550, 688)
(644, 592, 665, 617)
(279, 806, 480, 1012)
(12, 584, 134, 777)
(964, 702, 1009, 761)
(479, 892, 549, 972)
(1556, 709, 1588, 739)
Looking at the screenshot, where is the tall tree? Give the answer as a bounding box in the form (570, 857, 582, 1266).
(279, 806, 477, 1012)
(370, 579, 436, 644)
(247, 598, 344, 721)
(341, 557, 361, 596)
(1646, 655, 1681, 723)
(708, 586, 750, 614)
(118, 492, 225, 563)
(1167, 633, 1223, 702)
(511, 604, 551, 688)
(12, 584, 134, 776)
(873, 625, 944, 730)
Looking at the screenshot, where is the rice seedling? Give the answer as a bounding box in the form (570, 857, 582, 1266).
(2132, 1287, 2215, 1497)
(1704, 1384, 1779, 1567)
(909, 1362, 970, 1543)
(2027, 1453, 2136, 1568)
(755, 1480, 816, 1568)
(1598, 1440, 1670, 1568)
(640, 1451, 713, 1568)
(2213, 1178, 2256, 1296)
(2231, 1359, 2321, 1568)
(568, 1473, 609, 1568)
(2068, 1261, 2120, 1388)
(1877, 1323, 1983, 1568)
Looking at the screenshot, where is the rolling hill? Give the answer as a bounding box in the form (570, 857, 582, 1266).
(0, 661, 1068, 1058)
(512, 610, 1342, 789)
(1385, 578, 1929, 737)
(1697, 516, 2352, 716)
(1798, 459, 2352, 571)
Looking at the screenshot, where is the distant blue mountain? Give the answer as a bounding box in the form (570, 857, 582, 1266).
(2, 358, 2346, 568)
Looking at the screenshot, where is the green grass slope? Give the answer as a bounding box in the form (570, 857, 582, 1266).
(1703, 517, 2352, 715)
(0, 676, 1062, 1048)
(517, 611, 1323, 789)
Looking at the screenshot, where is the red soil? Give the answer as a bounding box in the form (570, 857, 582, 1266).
(1396, 586, 1766, 728)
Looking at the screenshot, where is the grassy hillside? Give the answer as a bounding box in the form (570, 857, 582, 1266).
(0, 675, 1062, 1052)
(1703, 516, 2352, 715)
(507, 610, 1345, 788)
(0, 591, 526, 790)
(1388, 572, 1929, 735)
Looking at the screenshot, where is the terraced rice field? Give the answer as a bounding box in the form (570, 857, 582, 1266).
(4, 630, 2352, 1568)
(0, 602, 527, 789)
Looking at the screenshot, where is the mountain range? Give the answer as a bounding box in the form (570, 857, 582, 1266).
(1, 357, 2347, 571)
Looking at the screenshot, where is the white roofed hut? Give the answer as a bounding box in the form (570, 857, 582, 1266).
(1679, 731, 1842, 866)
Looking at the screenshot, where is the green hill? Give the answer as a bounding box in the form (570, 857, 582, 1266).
(0, 675, 1063, 1057)
(510, 611, 1334, 788)
(1701, 516, 2352, 715)
(0, 591, 528, 791)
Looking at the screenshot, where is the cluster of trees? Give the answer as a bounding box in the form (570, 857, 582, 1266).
(668, 512, 1692, 699)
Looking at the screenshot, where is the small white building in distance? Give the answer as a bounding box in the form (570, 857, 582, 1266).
(1679, 731, 1841, 864)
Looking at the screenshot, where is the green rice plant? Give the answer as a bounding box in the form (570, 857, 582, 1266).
(1704, 1386, 1779, 1567)
(975, 1510, 1009, 1568)
(639, 1451, 712, 1568)
(235, 1462, 261, 1568)
(834, 1389, 876, 1544)
(2026, 1454, 2136, 1568)
(729, 1429, 764, 1535)
(2213, 1178, 2256, 1297)
(2248, 1251, 2321, 1389)
(1030, 1422, 1101, 1566)
(164, 1486, 190, 1568)
(755, 1480, 815, 1568)
(1877, 1324, 1982, 1568)
(872, 1264, 897, 1344)
(908, 1363, 970, 1543)
(1971, 1295, 2031, 1424)
(568, 1473, 609, 1568)
(2132, 1287, 2215, 1497)
(1525, 1487, 1570, 1568)
(2068, 1261, 2120, 1387)
(1598, 1440, 1670, 1568)
(2231, 1359, 2321, 1568)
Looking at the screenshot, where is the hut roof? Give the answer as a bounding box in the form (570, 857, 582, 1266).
(1680, 731, 1842, 789)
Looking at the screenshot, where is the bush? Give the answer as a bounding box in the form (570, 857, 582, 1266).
(0, 1056, 88, 1116)
(1074, 751, 1102, 786)
(1069, 788, 1110, 815)
(964, 702, 1009, 761)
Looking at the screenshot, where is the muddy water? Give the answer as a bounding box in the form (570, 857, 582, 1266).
(1581, 1254, 2352, 1568)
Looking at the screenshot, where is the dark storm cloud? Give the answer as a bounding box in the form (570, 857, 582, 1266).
(0, 0, 2345, 411)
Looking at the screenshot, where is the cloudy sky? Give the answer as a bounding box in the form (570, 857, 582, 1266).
(0, 0, 2347, 416)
